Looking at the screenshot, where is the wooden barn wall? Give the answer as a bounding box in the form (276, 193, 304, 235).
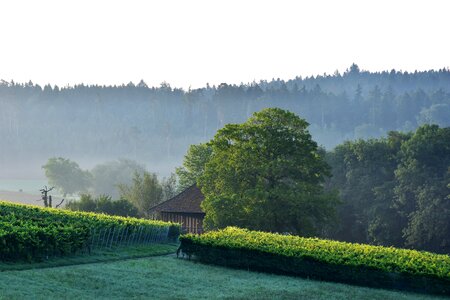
(160, 212, 205, 234)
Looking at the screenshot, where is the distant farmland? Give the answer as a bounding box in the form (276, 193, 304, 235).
(0, 191, 45, 206)
(0, 179, 62, 206)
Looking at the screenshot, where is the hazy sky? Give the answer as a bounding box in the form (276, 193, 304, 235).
(1, 0, 449, 89)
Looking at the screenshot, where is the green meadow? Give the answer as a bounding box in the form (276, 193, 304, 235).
(0, 254, 446, 300)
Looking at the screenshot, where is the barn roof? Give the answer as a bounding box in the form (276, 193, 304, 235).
(149, 185, 205, 214)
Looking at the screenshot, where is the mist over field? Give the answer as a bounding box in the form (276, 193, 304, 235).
(1, 65, 449, 179)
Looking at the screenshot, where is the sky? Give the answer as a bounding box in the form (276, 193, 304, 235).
(0, 0, 449, 89)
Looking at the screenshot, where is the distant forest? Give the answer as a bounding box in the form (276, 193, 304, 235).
(1, 64, 449, 178)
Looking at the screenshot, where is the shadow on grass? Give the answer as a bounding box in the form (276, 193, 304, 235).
(0, 243, 179, 271)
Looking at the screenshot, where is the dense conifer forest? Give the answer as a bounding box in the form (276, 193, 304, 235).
(1, 64, 449, 178)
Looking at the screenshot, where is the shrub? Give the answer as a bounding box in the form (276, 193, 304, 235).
(179, 227, 450, 295)
(65, 194, 139, 217)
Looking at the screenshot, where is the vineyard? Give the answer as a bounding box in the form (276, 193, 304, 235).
(0, 201, 180, 261)
(179, 227, 450, 295)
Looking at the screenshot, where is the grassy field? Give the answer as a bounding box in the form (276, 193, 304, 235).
(0, 254, 446, 299)
(0, 244, 178, 271)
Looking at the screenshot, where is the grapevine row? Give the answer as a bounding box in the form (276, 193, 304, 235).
(0, 201, 180, 261)
(179, 227, 450, 295)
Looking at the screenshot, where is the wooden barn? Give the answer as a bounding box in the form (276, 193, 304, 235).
(149, 185, 205, 234)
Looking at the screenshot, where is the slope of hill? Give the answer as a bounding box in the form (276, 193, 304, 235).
(0, 256, 445, 300)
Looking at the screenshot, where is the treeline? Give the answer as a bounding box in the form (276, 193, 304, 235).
(66, 195, 139, 218)
(325, 125, 450, 254)
(43, 158, 177, 218)
(45, 124, 449, 254)
(1, 64, 450, 177)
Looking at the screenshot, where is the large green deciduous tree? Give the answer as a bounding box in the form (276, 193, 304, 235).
(324, 131, 410, 246)
(394, 125, 450, 253)
(42, 157, 92, 196)
(325, 125, 450, 254)
(198, 108, 338, 235)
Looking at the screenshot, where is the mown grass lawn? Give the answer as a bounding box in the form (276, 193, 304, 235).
(0, 244, 178, 272)
(0, 255, 446, 300)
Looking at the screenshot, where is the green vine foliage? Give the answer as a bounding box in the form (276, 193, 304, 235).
(179, 227, 450, 295)
(0, 201, 180, 261)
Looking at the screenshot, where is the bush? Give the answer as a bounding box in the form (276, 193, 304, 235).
(179, 227, 450, 295)
(66, 194, 139, 217)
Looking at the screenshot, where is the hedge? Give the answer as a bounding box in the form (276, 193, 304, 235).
(179, 227, 450, 295)
(0, 201, 180, 261)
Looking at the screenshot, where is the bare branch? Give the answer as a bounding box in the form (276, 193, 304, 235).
(55, 198, 65, 209)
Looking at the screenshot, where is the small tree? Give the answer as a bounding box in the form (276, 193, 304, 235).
(161, 173, 178, 201)
(118, 171, 164, 217)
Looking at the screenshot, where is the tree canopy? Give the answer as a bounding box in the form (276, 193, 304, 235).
(394, 125, 450, 252)
(90, 159, 146, 199)
(198, 108, 338, 235)
(42, 157, 91, 196)
(65, 194, 138, 217)
(325, 125, 450, 254)
(2, 65, 450, 179)
(175, 143, 212, 191)
(118, 171, 176, 218)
